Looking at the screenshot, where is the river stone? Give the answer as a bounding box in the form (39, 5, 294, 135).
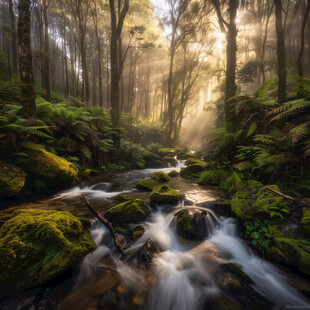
(176, 209, 209, 240)
(105, 199, 150, 224)
(0, 209, 96, 290)
(149, 185, 181, 204)
(136, 178, 160, 191)
(0, 162, 26, 197)
(151, 171, 170, 183)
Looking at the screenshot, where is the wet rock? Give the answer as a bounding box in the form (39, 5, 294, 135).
(97, 290, 119, 310)
(149, 185, 181, 204)
(0, 162, 26, 197)
(156, 148, 178, 157)
(131, 225, 145, 241)
(136, 178, 160, 191)
(168, 170, 179, 177)
(79, 169, 98, 179)
(219, 263, 254, 285)
(151, 171, 170, 183)
(163, 156, 178, 167)
(176, 151, 187, 160)
(301, 208, 310, 238)
(144, 160, 166, 169)
(180, 163, 206, 178)
(91, 270, 119, 297)
(176, 209, 209, 240)
(231, 181, 288, 220)
(0, 210, 96, 290)
(112, 193, 134, 203)
(105, 199, 150, 224)
(197, 199, 231, 216)
(204, 296, 243, 310)
(23, 150, 79, 186)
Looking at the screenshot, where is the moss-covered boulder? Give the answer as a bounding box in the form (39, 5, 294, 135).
(131, 225, 145, 241)
(150, 185, 181, 204)
(301, 208, 310, 238)
(136, 178, 160, 191)
(0, 162, 26, 197)
(156, 148, 178, 157)
(231, 181, 287, 220)
(163, 156, 178, 166)
(0, 209, 96, 289)
(112, 193, 134, 203)
(168, 170, 179, 177)
(105, 199, 150, 224)
(144, 160, 166, 169)
(185, 157, 207, 167)
(142, 151, 162, 162)
(266, 238, 310, 276)
(152, 171, 170, 183)
(180, 163, 206, 178)
(25, 150, 79, 186)
(176, 209, 209, 240)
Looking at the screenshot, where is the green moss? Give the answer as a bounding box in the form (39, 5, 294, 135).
(157, 148, 178, 157)
(150, 185, 180, 204)
(0, 210, 96, 289)
(144, 160, 166, 169)
(136, 178, 160, 191)
(185, 157, 207, 167)
(180, 163, 206, 178)
(0, 162, 27, 197)
(152, 171, 170, 183)
(268, 225, 285, 238)
(104, 199, 150, 224)
(269, 237, 310, 275)
(25, 150, 78, 185)
(142, 150, 162, 162)
(301, 208, 310, 238)
(113, 193, 134, 203)
(132, 225, 145, 241)
(177, 212, 195, 239)
(163, 156, 178, 166)
(79, 169, 92, 179)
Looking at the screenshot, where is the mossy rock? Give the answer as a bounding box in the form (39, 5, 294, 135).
(220, 263, 254, 285)
(151, 171, 170, 183)
(144, 160, 166, 169)
(25, 150, 79, 186)
(131, 225, 145, 241)
(112, 193, 134, 203)
(142, 150, 162, 162)
(204, 296, 243, 310)
(156, 148, 178, 157)
(185, 157, 207, 167)
(163, 156, 178, 166)
(0, 209, 96, 289)
(267, 237, 310, 276)
(180, 163, 206, 178)
(301, 208, 310, 238)
(231, 181, 287, 220)
(176, 209, 208, 240)
(136, 178, 160, 191)
(79, 169, 93, 179)
(105, 199, 150, 224)
(168, 170, 179, 177)
(0, 162, 26, 197)
(211, 199, 232, 215)
(150, 185, 181, 204)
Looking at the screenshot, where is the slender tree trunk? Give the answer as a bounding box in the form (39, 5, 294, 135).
(95, 24, 103, 107)
(42, 0, 50, 100)
(274, 0, 287, 103)
(297, 0, 310, 77)
(9, 0, 18, 74)
(225, 0, 238, 132)
(63, 19, 70, 96)
(17, 0, 36, 118)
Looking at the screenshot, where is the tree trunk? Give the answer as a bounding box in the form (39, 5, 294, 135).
(274, 0, 287, 103)
(17, 0, 36, 118)
(42, 0, 50, 100)
(9, 0, 18, 74)
(225, 0, 238, 132)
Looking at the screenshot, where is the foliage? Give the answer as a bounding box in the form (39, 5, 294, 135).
(243, 219, 270, 250)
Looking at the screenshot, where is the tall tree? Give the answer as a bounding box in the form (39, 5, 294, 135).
(17, 0, 36, 117)
(9, 0, 18, 74)
(109, 0, 129, 148)
(274, 0, 286, 102)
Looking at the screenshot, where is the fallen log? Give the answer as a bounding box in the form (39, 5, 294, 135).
(265, 186, 309, 207)
(81, 195, 125, 256)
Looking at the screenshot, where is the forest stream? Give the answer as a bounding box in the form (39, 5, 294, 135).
(1, 161, 310, 310)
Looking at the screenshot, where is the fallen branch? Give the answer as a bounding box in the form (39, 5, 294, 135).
(81, 195, 125, 256)
(265, 186, 309, 207)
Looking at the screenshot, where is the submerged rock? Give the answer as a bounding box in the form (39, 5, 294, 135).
(231, 181, 288, 220)
(149, 185, 181, 204)
(176, 209, 209, 240)
(24, 150, 79, 186)
(0, 162, 26, 197)
(151, 171, 170, 183)
(0, 209, 96, 290)
(105, 199, 150, 224)
(136, 178, 160, 191)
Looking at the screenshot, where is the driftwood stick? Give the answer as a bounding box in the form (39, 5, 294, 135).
(81, 195, 125, 256)
(265, 186, 309, 207)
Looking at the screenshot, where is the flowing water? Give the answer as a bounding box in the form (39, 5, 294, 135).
(1, 161, 310, 309)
